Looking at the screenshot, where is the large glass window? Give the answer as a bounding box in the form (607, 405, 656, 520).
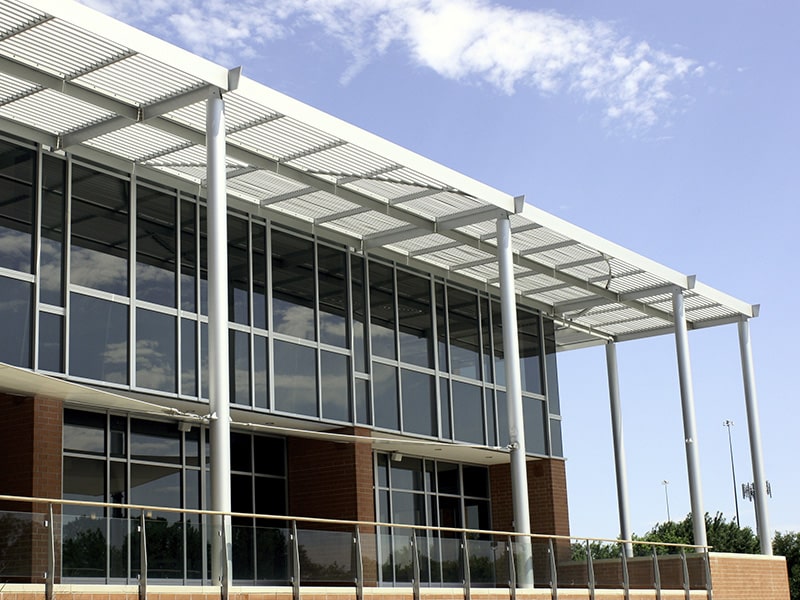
(136, 308, 176, 393)
(69, 292, 128, 384)
(351, 256, 367, 372)
(518, 308, 542, 395)
(230, 329, 251, 406)
(447, 287, 480, 380)
(321, 350, 350, 422)
(70, 165, 130, 295)
(0, 140, 34, 273)
(179, 198, 197, 313)
(452, 381, 483, 445)
(229, 216, 250, 325)
(317, 244, 348, 348)
(273, 340, 317, 417)
(272, 230, 315, 340)
(544, 318, 561, 414)
(0, 276, 31, 367)
(38, 311, 63, 372)
(136, 185, 176, 307)
(40, 155, 65, 305)
(401, 369, 435, 437)
(372, 362, 398, 430)
(369, 262, 395, 359)
(396, 270, 433, 368)
(252, 223, 267, 330)
(181, 318, 197, 397)
(376, 453, 491, 586)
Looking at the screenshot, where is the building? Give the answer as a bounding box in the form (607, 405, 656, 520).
(0, 0, 788, 598)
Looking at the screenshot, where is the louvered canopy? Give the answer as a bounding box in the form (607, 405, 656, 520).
(0, 0, 757, 351)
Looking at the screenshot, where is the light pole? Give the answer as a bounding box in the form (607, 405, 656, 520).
(723, 419, 741, 527)
(662, 480, 671, 522)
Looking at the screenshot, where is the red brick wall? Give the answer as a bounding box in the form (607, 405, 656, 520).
(286, 427, 375, 525)
(0, 393, 36, 508)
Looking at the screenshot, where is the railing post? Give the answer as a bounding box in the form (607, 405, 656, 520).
(45, 504, 54, 600)
(586, 540, 595, 600)
(548, 538, 558, 600)
(138, 511, 147, 600)
(291, 521, 301, 600)
(411, 529, 421, 600)
(620, 542, 630, 600)
(508, 536, 517, 600)
(354, 526, 364, 600)
(680, 549, 690, 600)
(652, 548, 662, 600)
(704, 551, 714, 600)
(461, 532, 471, 600)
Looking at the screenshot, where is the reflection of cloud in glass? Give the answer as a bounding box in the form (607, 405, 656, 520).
(320, 313, 347, 345)
(274, 301, 314, 339)
(0, 227, 30, 270)
(136, 339, 175, 390)
(101, 340, 128, 384)
(71, 247, 127, 293)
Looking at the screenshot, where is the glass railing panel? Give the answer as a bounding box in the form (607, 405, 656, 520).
(254, 524, 289, 583)
(687, 551, 710, 590)
(466, 536, 498, 586)
(438, 535, 462, 586)
(556, 538, 590, 588)
(62, 512, 107, 579)
(0, 510, 39, 581)
(108, 515, 129, 580)
(296, 527, 355, 584)
(185, 514, 205, 581)
(356, 528, 379, 586)
(232, 520, 255, 581)
(625, 549, 656, 590)
(531, 539, 554, 589)
(136, 515, 185, 580)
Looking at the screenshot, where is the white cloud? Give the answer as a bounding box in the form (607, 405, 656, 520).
(78, 0, 702, 129)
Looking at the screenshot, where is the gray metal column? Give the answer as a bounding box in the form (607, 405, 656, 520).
(738, 318, 772, 555)
(496, 215, 533, 587)
(672, 289, 707, 549)
(606, 341, 633, 557)
(207, 89, 233, 588)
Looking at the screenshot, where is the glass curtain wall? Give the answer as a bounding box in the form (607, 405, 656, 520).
(4, 136, 562, 459)
(62, 409, 287, 583)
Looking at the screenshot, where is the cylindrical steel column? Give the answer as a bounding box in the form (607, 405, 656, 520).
(207, 90, 233, 587)
(496, 215, 533, 587)
(672, 289, 707, 549)
(738, 319, 772, 555)
(606, 342, 633, 557)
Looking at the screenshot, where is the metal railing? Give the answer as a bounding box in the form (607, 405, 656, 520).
(0, 494, 712, 600)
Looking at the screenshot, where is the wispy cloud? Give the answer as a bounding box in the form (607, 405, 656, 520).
(80, 0, 702, 129)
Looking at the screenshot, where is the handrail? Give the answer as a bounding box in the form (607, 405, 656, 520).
(0, 493, 711, 551)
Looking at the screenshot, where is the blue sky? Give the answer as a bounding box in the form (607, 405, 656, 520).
(82, 0, 800, 540)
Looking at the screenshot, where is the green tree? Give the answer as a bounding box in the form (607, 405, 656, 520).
(773, 531, 800, 600)
(633, 512, 759, 555)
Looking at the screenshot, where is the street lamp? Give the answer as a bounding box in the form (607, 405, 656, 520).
(662, 480, 671, 522)
(723, 419, 741, 527)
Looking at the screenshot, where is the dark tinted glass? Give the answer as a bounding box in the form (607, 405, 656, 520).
(181, 318, 197, 397)
(448, 287, 480, 379)
(485, 388, 497, 446)
(550, 418, 563, 457)
(391, 491, 426, 525)
(492, 299, 506, 387)
(544, 318, 561, 414)
(180, 198, 197, 312)
(272, 230, 315, 339)
(130, 463, 180, 514)
(351, 256, 367, 371)
(480, 297, 492, 383)
(63, 409, 105, 455)
(355, 378, 370, 425)
(496, 390, 509, 447)
(38, 311, 63, 372)
(136, 185, 176, 307)
(273, 340, 317, 417)
(62, 456, 105, 504)
(435, 283, 447, 372)
(436, 462, 460, 495)
(518, 309, 542, 394)
(231, 432, 252, 472)
(397, 270, 434, 368)
(228, 216, 250, 325)
(523, 398, 547, 455)
(41, 155, 65, 305)
(199, 205, 208, 315)
(70, 165, 129, 295)
(462, 466, 489, 498)
(0, 140, 34, 273)
(369, 261, 395, 359)
(321, 350, 350, 422)
(130, 418, 181, 464)
(230, 329, 251, 405)
(401, 369, 435, 436)
(253, 435, 285, 477)
(372, 362, 398, 430)
(69, 293, 128, 384)
(0, 276, 31, 367)
(136, 308, 176, 393)
(452, 381, 483, 444)
(200, 321, 209, 399)
(439, 378, 451, 439)
(390, 457, 424, 491)
(253, 335, 268, 409)
(252, 223, 267, 330)
(318, 244, 348, 347)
